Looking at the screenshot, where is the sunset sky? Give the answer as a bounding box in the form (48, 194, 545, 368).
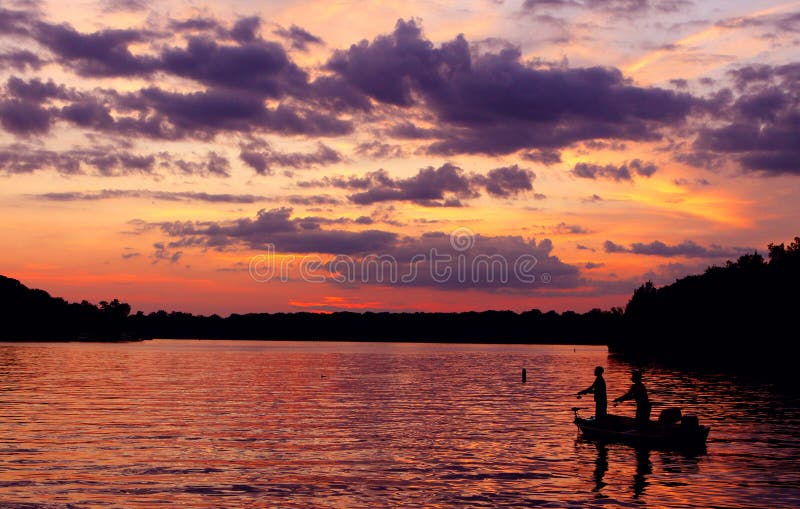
(1, 0, 799, 314)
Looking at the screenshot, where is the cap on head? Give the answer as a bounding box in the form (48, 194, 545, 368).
(594, 366, 604, 376)
(632, 370, 642, 382)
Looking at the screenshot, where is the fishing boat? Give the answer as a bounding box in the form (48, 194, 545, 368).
(572, 407, 710, 450)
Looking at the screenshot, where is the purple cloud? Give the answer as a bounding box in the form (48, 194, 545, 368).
(273, 24, 324, 51)
(572, 159, 657, 181)
(305, 163, 536, 206)
(686, 64, 800, 175)
(604, 239, 754, 258)
(0, 49, 43, 70)
(239, 140, 342, 175)
(328, 20, 698, 155)
(33, 189, 268, 203)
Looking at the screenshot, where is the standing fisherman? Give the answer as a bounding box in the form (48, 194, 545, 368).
(577, 366, 607, 420)
(614, 370, 651, 428)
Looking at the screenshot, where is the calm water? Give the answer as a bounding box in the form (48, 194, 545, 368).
(1, 340, 798, 508)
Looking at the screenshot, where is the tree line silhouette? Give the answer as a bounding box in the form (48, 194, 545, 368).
(612, 237, 799, 370)
(0, 275, 619, 343)
(2, 237, 797, 358)
(0, 276, 133, 341)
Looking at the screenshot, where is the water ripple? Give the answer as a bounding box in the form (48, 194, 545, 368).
(1, 340, 798, 508)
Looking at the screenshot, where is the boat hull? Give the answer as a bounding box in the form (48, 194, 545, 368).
(574, 415, 710, 450)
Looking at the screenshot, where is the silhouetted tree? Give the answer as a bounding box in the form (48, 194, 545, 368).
(612, 236, 799, 372)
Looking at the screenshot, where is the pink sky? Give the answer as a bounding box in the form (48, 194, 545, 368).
(1, 0, 799, 313)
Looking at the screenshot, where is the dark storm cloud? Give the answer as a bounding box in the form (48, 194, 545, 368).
(328, 20, 697, 155)
(571, 159, 657, 181)
(689, 63, 800, 175)
(273, 24, 324, 51)
(604, 239, 753, 258)
(239, 141, 342, 175)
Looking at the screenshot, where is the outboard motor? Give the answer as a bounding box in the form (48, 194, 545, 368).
(681, 415, 700, 429)
(658, 407, 683, 425)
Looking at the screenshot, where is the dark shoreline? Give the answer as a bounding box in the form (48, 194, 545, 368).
(3, 236, 799, 384)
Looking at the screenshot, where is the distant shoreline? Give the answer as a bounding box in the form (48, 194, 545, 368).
(0, 336, 610, 345)
(3, 236, 799, 380)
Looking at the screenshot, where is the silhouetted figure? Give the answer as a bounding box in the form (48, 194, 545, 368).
(577, 366, 607, 420)
(632, 447, 652, 498)
(593, 442, 609, 495)
(614, 371, 651, 428)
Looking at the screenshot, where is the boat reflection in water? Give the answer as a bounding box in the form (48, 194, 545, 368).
(592, 441, 608, 495)
(632, 446, 652, 499)
(581, 438, 703, 501)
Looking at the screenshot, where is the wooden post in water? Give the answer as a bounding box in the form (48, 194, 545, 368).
(522, 368, 527, 383)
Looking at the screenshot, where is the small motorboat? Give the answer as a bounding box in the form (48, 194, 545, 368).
(572, 407, 710, 450)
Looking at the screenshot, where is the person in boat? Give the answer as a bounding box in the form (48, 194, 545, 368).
(613, 370, 651, 428)
(577, 366, 607, 420)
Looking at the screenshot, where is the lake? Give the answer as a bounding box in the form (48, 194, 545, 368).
(1, 340, 798, 508)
